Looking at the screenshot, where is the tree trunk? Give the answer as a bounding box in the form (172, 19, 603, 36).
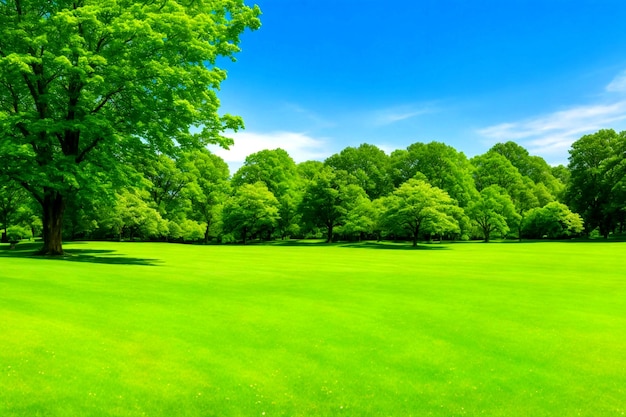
(412, 223, 420, 247)
(39, 190, 65, 255)
(326, 223, 333, 243)
(204, 223, 210, 244)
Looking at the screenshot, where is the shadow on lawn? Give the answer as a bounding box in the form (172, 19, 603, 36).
(339, 241, 449, 250)
(0, 242, 161, 266)
(268, 240, 448, 250)
(499, 236, 626, 244)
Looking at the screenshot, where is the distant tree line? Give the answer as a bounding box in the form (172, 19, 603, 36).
(2, 129, 625, 246)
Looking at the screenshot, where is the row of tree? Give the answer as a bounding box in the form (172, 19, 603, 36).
(5, 129, 625, 247)
(2, 1, 622, 254)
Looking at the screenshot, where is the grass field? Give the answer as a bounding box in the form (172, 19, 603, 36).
(1, 240, 625, 416)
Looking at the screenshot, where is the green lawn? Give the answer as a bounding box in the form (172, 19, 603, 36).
(1, 240, 624, 416)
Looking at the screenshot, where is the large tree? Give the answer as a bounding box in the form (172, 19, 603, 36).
(466, 185, 520, 242)
(379, 179, 461, 247)
(222, 182, 280, 244)
(299, 167, 367, 243)
(566, 129, 626, 238)
(325, 143, 393, 200)
(181, 149, 230, 243)
(232, 148, 302, 239)
(522, 202, 584, 239)
(0, 0, 260, 254)
(390, 142, 477, 207)
(490, 141, 564, 198)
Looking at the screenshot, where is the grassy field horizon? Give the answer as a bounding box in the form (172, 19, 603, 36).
(1, 240, 625, 416)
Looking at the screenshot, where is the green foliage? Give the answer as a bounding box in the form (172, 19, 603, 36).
(296, 160, 325, 182)
(104, 188, 167, 240)
(6, 224, 31, 241)
(3, 124, 626, 245)
(222, 182, 280, 244)
(490, 141, 565, 197)
(0, 0, 261, 253)
(232, 149, 299, 197)
(325, 144, 392, 199)
(466, 185, 520, 242)
(551, 164, 571, 184)
(166, 218, 205, 242)
(0, 180, 32, 235)
(390, 142, 477, 206)
(335, 185, 375, 240)
(471, 151, 525, 196)
(379, 179, 461, 246)
(566, 129, 626, 237)
(139, 154, 193, 219)
(232, 149, 301, 239)
(522, 202, 584, 239)
(299, 166, 368, 243)
(180, 149, 230, 243)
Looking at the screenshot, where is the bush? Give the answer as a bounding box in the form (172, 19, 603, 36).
(522, 202, 584, 239)
(7, 225, 32, 242)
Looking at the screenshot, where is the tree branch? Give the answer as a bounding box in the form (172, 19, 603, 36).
(91, 86, 124, 114)
(75, 137, 103, 163)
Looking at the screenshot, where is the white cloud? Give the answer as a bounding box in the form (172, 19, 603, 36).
(208, 130, 330, 172)
(372, 104, 438, 126)
(606, 70, 626, 93)
(477, 101, 626, 162)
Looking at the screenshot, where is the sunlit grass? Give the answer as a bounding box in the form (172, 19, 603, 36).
(1, 240, 625, 416)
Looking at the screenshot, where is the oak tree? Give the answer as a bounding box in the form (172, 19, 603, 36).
(222, 182, 280, 244)
(466, 185, 519, 242)
(379, 179, 461, 247)
(0, 0, 260, 254)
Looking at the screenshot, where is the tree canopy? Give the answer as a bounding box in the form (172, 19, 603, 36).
(0, 0, 261, 254)
(566, 129, 626, 238)
(379, 179, 461, 246)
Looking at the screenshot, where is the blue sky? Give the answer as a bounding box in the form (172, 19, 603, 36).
(210, 0, 626, 171)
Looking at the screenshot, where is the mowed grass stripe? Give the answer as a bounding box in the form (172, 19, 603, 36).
(1, 241, 624, 416)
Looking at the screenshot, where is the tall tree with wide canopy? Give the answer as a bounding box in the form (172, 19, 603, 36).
(466, 185, 520, 242)
(139, 154, 193, 220)
(0, 0, 260, 254)
(566, 129, 626, 237)
(180, 149, 230, 243)
(490, 141, 565, 198)
(471, 151, 525, 196)
(299, 167, 367, 243)
(324, 143, 393, 200)
(390, 141, 477, 207)
(472, 150, 540, 239)
(222, 182, 280, 244)
(379, 179, 461, 247)
(232, 148, 302, 238)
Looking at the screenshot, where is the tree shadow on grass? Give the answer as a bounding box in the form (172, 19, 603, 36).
(499, 236, 626, 244)
(0, 242, 161, 266)
(265, 239, 328, 247)
(267, 240, 449, 250)
(339, 241, 449, 250)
